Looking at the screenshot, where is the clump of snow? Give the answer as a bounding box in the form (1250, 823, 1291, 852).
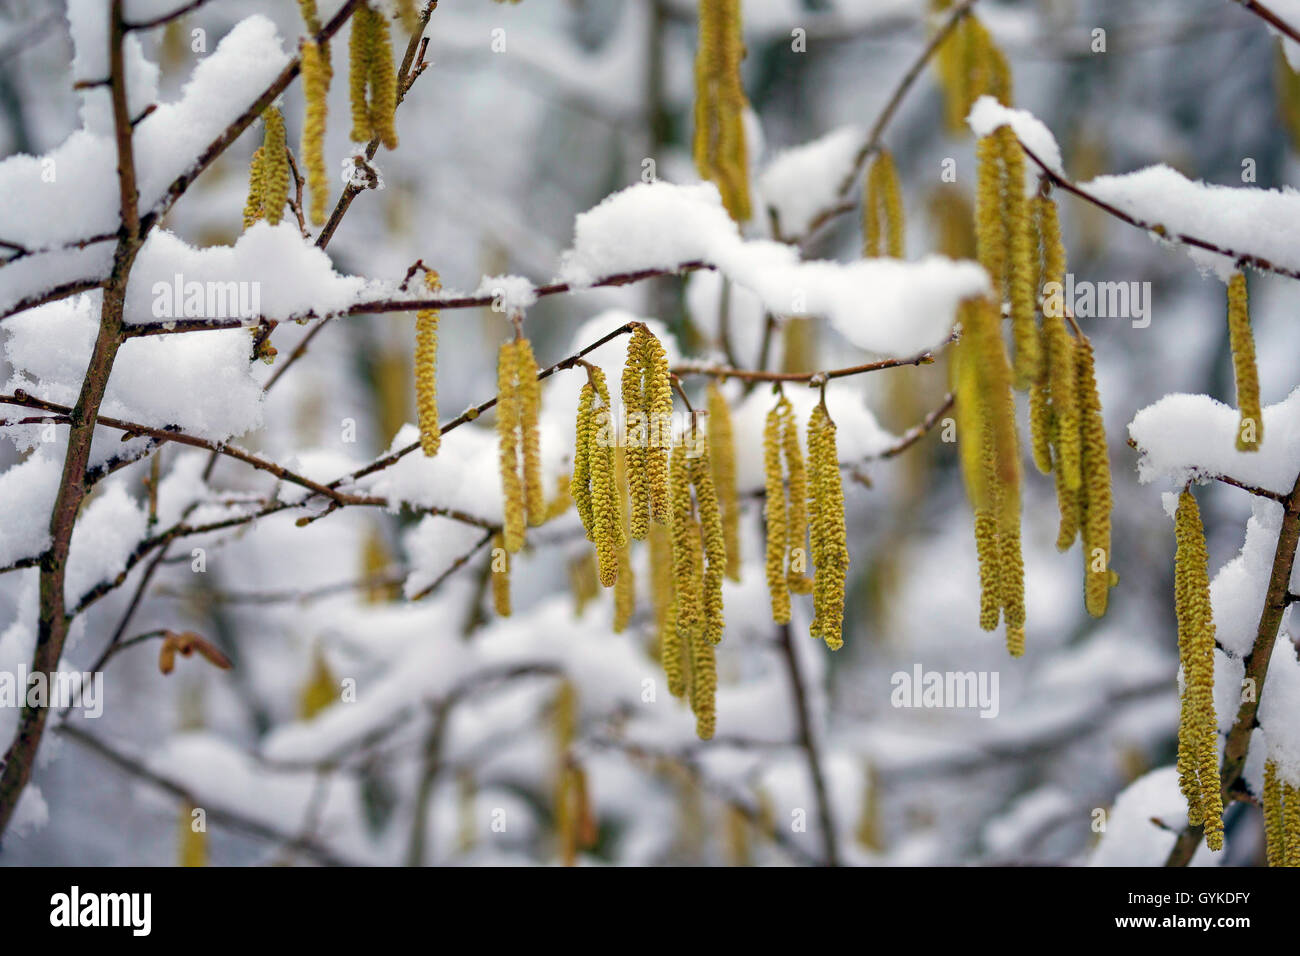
(1258, 636, 1300, 785)
(475, 275, 540, 313)
(1082, 165, 1300, 280)
(1088, 767, 1216, 866)
(757, 125, 863, 238)
(125, 224, 369, 326)
(5, 294, 265, 442)
(967, 96, 1064, 192)
(1128, 388, 1300, 496)
(0, 454, 61, 568)
(557, 181, 988, 358)
(1208, 500, 1282, 659)
(64, 483, 147, 608)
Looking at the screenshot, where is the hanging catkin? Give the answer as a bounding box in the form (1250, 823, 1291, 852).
(516, 339, 545, 525)
(933, 13, 1011, 132)
(863, 149, 904, 259)
(622, 329, 650, 538)
(808, 402, 849, 651)
(1264, 760, 1284, 867)
(1076, 335, 1113, 617)
(244, 109, 289, 228)
(299, 38, 331, 227)
(572, 364, 624, 587)
(669, 444, 704, 643)
(706, 384, 742, 582)
(1227, 271, 1263, 452)
(1286, 781, 1300, 866)
(415, 270, 441, 457)
(497, 341, 526, 553)
(782, 400, 812, 594)
(612, 447, 635, 632)
(651, 522, 687, 698)
(1173, 489, 1222, 850)
(623, 326, 674, 535)
(349, 3, 398, 149)
(763, 397, 791, 624)
(693, 0, 751, 222)
(491, 531, 511, 617)
(690, 430, 727, 646)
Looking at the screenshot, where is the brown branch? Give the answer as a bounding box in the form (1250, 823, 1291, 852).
(1231, 0, 1300, 46)
(1020, 138, 1300, 283)
(0, 0, 141, 841)
(671, 335, 948, 384)
(1165, 469, 1300, 865)
(125, 262, 713, 338)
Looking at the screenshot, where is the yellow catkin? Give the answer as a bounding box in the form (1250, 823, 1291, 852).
(368, 7, 399, 149)
(299, 38, 331, 227)
(516, 339, 545, 525)
(491, 532, 511, 617)
(1076, 336, 1112, 617)
(395, 0, 420, 33)
(242, 145, 267, 229)
(1174, 490, 1222, 848)
(643, 331, 674, 525)
(690, 626, 717, 741)
(651, 522, 687, 698)
(1028, 380, 1052, 476)
(934, 13, 1009, 133)
(622, 328, 650, 539)
(1227, 272, 1263, 452)
(1002, 127, 1041, 387)
(863, 149, 905, 259)
(298, 649, 337, 718)
(571, 379, 597, 536)
(693, 0, 751, 222)
(260, 108, 289, 227)
(669, 445, 705, 645)
(415, 270, 441, 457)
(497, 341, 526, 553)
(974, 134, 1006, 296)
(808, 403, 848, 651)
(612, 448, 635, 632)
(1037, 197, 1082, 490)
(706, 384, 741, 582)
(691, 432, 726, 646)
(584, 365, 623, 587)
(1263, 760, 1284, 866)
(1285, 782, 1300, 867)
(348, 3, 377, 142)
(763, 398, 791, 624)
(782, 399, 813, 595)
(297, 0, 323, 34)
(1276, 41, 1300, 152)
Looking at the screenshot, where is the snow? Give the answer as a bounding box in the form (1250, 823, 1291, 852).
(63, 483, 147, 608)
(1128, 388, 1300, 497)
(402, 515, 490, 599)
(5, 293, 266, 442)
(475, 274, 539, 314)
(559, 181, 989, 358)
(1258, 636, 1300, 785)
(967, 96, 1065, 193)
(1083, 165, 1300, 281)
(1208, 499, 1282, 660)
(0, 15, 293, 317)
(757, 125, 863, 239)
(1088, 767, 1217, 866)
(0, 454, 61, 568)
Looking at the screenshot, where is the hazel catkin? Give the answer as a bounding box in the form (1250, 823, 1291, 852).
(414, 270, 441, 457)
(693, 0, 751, 222)
(706, 384, 742, 582)
(1227, 271, 1263, 452)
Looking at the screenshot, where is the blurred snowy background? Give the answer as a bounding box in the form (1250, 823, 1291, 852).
(0, 0, 1294, 866)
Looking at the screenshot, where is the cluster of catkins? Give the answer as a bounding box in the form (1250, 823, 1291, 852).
(928, 9, 1114, 656)
(246, 1, 415, 235)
